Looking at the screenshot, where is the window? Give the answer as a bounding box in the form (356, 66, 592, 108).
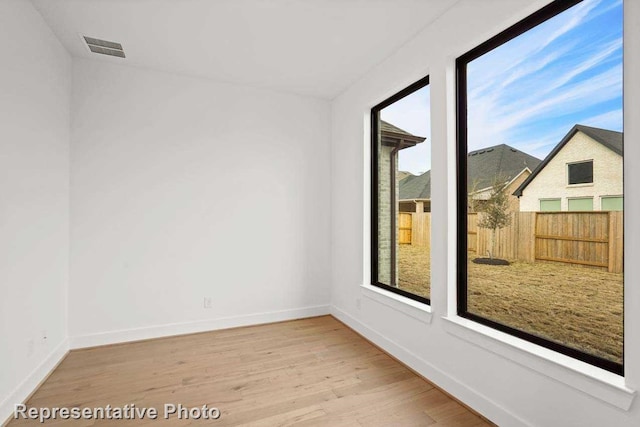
(568, 160, 593, 185)
(457, 0, 623, 374)
(372, 76, 431, 304)
(540, 199, 561, 212)
(568, 197, 593, 211)
(602, 196, 623, 211)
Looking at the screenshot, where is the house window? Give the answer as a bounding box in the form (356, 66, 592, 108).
(539, 199, 561, 212)
(372, 75, 431, 304)
(602, 196, 623, 211)
(568, 197, 593, 211)
(456, 0, 623, 374)
(568, 160, 593, 185)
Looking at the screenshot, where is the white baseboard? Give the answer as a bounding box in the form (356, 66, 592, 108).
(330, 305, 530, 427)
(70, 305, 331, 349)
(1, 338, 69, 426)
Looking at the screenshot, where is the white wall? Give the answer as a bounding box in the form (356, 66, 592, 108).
(0, 0, 71, 419)
(69, 60, 331, 345)
(330, 0, 639, 426)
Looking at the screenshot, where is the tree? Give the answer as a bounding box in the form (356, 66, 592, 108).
(477, 176, 512, 260)
(468, 178, 482, 213)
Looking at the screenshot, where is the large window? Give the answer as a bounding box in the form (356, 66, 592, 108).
(457, 0, 623, 374)
(372, 76, 431, 304)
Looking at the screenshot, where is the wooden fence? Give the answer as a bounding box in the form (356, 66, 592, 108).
(471, 212, 536, 263)
(399, 212, 431, 246)
(400, 211, 623, 273)
(534, 211, 623, 273)
(468, 213, 478, 253)
(398, 213, 413, 245)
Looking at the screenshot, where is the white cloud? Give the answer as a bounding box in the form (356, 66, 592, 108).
(464, 0, 625, 155)
(532, 37, 622, 99)
(495, 66, 621, 132)
(468, 0, 603, 93)
(581, 109, 623, 130)
(467, 66, 621, 151)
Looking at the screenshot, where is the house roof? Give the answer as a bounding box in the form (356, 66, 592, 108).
(400, 170, 431, 199)
(380, 120, 426, 148)
(575, 125, 623, 155)
(381, 120, 411, 135)
(397, 171, 414, 181)
(399, 144, 540, 200)
(513, 124, 623, 197)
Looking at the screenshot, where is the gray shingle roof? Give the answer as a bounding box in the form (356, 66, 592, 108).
(380, 120, 426, 148)
(397, 171, 414, 181)
(574, 124, 622, 155)
(400, 170, 431, 199)
(380, 120, 414, 136)
(399, 144, 541, 200)
(513, 125, 623, 197)
(468, 144, 541, 190)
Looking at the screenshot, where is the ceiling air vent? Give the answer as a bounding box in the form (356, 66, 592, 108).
(83, 36, 125, 58)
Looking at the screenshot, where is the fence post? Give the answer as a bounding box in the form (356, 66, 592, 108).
(531, 212, 537, 263)
(608, 211, 613, 273)
(411, 213, 415, 246)
(608, 211, 623, 273)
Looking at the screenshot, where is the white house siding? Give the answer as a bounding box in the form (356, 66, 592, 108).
(474, 169, 531, 213)
(519, 131, 622, 211)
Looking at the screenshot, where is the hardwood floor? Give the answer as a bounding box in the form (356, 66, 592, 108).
(6, 316, 494, 426)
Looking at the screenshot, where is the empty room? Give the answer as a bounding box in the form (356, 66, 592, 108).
(1, 0, 638, 425)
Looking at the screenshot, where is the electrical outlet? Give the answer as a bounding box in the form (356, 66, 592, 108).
(203, 297, 213, 309)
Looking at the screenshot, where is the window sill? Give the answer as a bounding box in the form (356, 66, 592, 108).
(360, 284, 432, 324)
(442, 315, 635, 410)
(566, 183, 594, 188)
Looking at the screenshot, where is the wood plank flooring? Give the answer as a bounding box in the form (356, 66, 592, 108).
(6, 316, 494, 426)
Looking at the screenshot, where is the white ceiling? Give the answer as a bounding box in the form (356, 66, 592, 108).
(31, 0, 458, 99)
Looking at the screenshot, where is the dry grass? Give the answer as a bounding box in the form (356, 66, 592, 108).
(398, 244, 623, 364)
(398, 244, 431, 299)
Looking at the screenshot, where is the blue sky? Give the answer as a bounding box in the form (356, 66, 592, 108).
(381, 85, 431, 175)
(384, 0, 622, 175)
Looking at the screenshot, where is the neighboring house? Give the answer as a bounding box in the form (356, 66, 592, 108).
(377, 120, 425, 286)
(399, 169, 431, 213)
(377, 120, 425, 215)
(397, 171, 414, 181)
(377, 121, 426, 205)
(514, 125, 623, 212)
(400, 144, 541, 212)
